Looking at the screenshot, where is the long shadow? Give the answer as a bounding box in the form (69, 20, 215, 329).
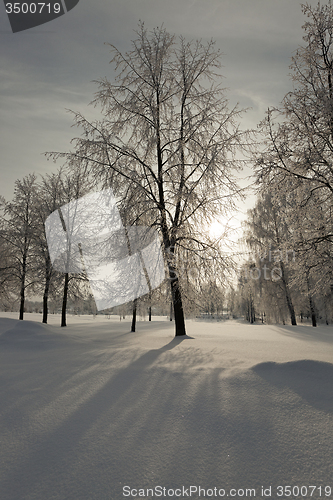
(112, 334, 194, 369)
(0, 334, 194, 498)
(2, 343, 333, 499)
(252, 359, 333, 414)
(273, 324, 333, 344)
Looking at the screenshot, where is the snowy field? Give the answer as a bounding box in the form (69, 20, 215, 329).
(0, 313, 333, 500)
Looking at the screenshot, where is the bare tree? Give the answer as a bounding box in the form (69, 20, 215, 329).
(33, 171, 65, 324)
(243, 192, 297, 325)
(49, 24, 245, 336)
(286, 183, 333, 326)
(250, 3, 333, 325)
(56, 168, 92, 327)
(256, 2, 333, 242)
(0, 196, 15, 308)
(2, 174, 38, 320)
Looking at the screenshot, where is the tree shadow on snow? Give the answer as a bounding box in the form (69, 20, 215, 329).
(273, 324, 333, 345)
(118, 333, 194, 369)
(252, 360, 333, 414)
(0, 333, 197, 498)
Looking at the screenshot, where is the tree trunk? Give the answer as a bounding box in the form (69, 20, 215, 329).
(61, 273, 69, 327)
(131, 298, 137, 332)
(169, 265, 186, 335)
(247, 295, 255, 324)
(285, 288, 297, 325)
(148, 305, 152, 322)
(42, 290, 48, 324)
(19, 279, 25, 321)
(42, 275, 50, 324)
(280, 262, 297, 325)
(19, 252, 27, 320)
(251, 299, 255, 324)
(309, 297, 317, 327)
(307, 278, 317, 327)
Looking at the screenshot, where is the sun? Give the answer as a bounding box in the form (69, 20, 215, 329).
(208, 215, 244, 251)
(209, 220, 227, 239)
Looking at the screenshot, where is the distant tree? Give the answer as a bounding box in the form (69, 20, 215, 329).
(33, 171, 65, 323)
(2, 174, 38, 320)
(0, 196, 14, 308)
(247, 2, 333, 325)
(226, 286, 236, 318)
(237, 262, 257, 324)
(56, 168, 92, 327)
(49, 24, 245, 336)
(285, 182, 333, 326)
(243, 191, 297, 325)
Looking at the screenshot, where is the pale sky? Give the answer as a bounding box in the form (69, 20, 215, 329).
(0, 0, 311, 218)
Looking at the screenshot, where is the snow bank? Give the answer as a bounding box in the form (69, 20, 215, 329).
(0, 316, 332, 499)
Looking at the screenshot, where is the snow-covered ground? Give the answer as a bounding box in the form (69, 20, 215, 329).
(0, 313, 333, 500)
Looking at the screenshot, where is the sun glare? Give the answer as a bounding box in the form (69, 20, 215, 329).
(209, 220, 226, 239)
(208, 215, 244, 257)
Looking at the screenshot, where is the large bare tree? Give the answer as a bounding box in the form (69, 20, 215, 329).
(49, 24, 245, 336)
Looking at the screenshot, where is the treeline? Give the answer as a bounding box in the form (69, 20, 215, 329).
(234, 2, 333, 326)
(0, 169, 159, 324)
(0, 167, 228, 327)
(0, 169, 93, 325)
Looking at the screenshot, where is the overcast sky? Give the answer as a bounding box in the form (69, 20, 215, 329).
(0, 0, 315, 216)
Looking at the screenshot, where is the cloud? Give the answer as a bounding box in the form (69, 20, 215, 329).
(0, 0, 307, 198)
